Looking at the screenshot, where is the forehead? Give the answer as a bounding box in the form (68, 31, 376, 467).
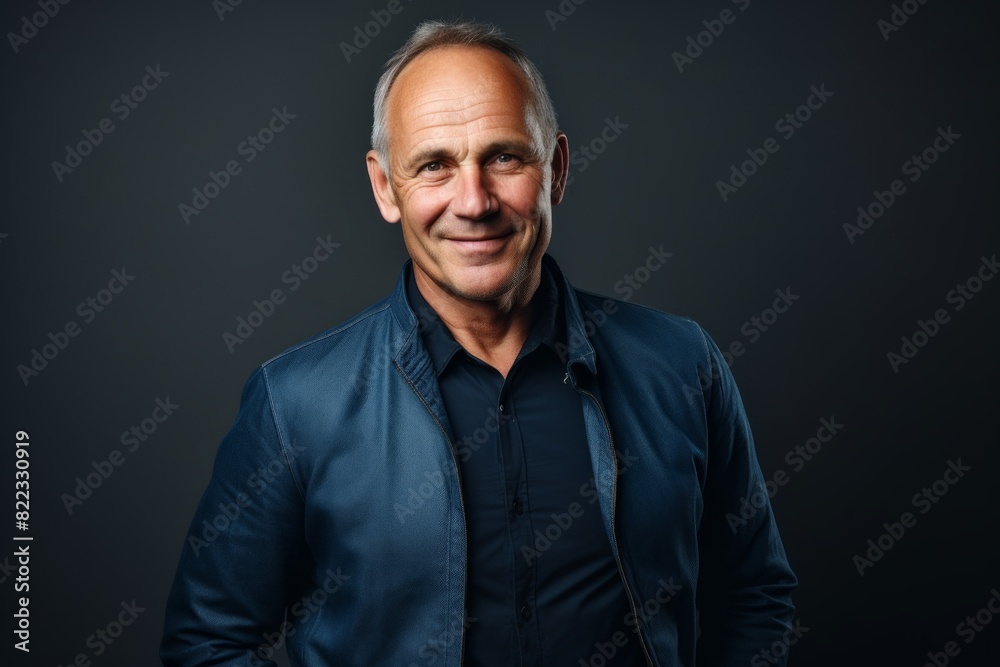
(386, 45, 535, 152)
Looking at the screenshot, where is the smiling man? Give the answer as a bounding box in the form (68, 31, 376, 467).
(367, 41, 557, 377)
(162, 20, 797, 667)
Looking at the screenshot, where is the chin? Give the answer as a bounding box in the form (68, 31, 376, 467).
(444, 265, 522, 301)
(447, 278, 513, 302)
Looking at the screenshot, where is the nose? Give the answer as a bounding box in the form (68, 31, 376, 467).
(450, 165, 498, 220)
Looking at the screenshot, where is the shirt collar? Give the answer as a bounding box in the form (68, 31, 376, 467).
(405, 261, 564, 377)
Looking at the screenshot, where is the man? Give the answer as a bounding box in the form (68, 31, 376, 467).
(161, 20, 797, 667)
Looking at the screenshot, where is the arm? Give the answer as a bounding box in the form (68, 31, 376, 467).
(694, 328, 798, 666)
(161, 366, 306, 667)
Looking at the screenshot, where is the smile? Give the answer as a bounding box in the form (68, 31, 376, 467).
(446, 233, 513, 253)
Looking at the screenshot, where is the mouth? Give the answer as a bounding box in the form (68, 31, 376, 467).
(446, 231, 513, 253)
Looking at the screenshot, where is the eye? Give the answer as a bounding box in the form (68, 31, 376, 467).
(421, 161, 442, 173)
(493, 153, 522, 169)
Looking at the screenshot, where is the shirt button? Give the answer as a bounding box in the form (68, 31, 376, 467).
(520, 605, 532, 621)
(512, 498, 523, 515)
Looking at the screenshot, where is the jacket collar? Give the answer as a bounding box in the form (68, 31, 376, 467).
(388, 253, 599, 384)
(403, 256, 564, 378)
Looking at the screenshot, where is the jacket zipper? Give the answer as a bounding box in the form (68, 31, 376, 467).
(394, 361, 469, 666)
(579, 387, 654, 667)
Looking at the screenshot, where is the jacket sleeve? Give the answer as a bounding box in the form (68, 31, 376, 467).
(160, 365, 307, 667)
(693, 327, 798, 666)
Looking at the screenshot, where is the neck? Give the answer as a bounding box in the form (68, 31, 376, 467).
(413, 265, 542, 378)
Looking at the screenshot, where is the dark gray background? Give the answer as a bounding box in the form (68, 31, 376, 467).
(2, 0, 997, 665)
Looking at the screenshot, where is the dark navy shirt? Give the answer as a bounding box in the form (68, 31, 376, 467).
(406, 264, 642, 666)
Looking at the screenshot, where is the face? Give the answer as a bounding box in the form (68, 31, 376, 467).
(367, 45, 568, 307)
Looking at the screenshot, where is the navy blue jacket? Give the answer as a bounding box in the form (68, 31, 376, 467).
(161, 253, 797, 666)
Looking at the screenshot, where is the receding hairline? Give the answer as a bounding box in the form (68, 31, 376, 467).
(383, 43, 538, 133)
(387, 42, 528, 94)
(371, 21, 559, 171)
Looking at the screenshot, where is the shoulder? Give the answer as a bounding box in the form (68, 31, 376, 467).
(572, 287, 713, 367)
(275, 296, 393, 360)
(248, 294, 400, 397)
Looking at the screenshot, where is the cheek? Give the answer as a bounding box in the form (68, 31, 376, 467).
(497, 178, 544, 219)
(400, 187, 448, 233)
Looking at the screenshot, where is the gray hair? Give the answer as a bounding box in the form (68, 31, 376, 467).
(370, 20, 559, 172)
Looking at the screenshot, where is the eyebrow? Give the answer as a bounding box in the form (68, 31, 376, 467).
(404, 147, 452, 172)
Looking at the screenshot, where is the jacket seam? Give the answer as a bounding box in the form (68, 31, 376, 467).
(695, 324, 712, 371)
(260, 364, 307, 502)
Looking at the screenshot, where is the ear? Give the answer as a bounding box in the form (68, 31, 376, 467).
(549, 132, 570, 206)
(366, 150, 401, 223)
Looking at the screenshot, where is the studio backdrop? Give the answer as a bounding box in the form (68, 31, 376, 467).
(1, 0, 997, 665)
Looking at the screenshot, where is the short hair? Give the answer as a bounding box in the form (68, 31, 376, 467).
(371, 20, 559, 172)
